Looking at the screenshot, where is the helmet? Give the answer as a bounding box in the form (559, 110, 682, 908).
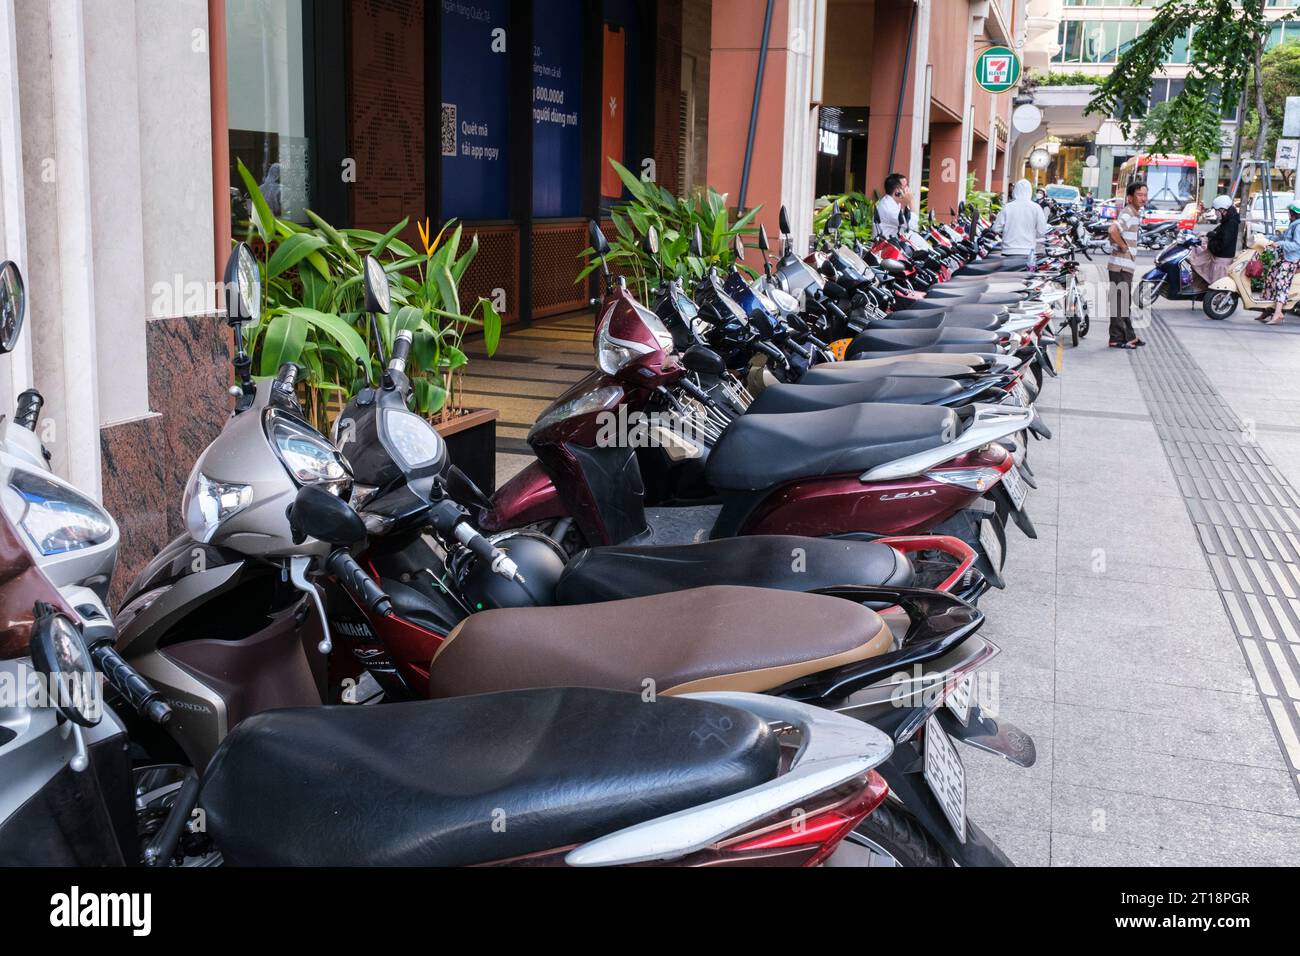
(1212, 195, 1233, 211)
(1289, 201, 1300, 216)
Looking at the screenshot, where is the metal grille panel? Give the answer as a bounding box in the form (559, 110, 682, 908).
(531, 222, 591, 317)
(458, 225, 520, 326)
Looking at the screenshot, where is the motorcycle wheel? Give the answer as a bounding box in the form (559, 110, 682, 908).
(1137, 279, 1162, 311)
(827, 803, 954, 867)
(1203, 290, 1238, 321)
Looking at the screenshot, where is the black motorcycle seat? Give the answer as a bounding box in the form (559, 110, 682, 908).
(556, 534, 913, 604)
(747, 376, 962, 413)
(952, 256, 1030, 277)
(848, 327, 1001, 354)
(864, 313, 1003, 332)
(800, 361, 976, 385)
(198, 688, 778, 866)
(706, 402, 959, 491)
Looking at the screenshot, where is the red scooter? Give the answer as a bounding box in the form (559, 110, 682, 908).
(484, 222, 1037, 587)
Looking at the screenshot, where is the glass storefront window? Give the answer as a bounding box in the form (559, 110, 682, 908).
(227, 0, 313, 225)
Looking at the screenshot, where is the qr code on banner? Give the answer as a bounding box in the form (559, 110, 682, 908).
(440, 103, 457, 157)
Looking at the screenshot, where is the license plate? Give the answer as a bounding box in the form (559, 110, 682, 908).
(1001, 463, 1028, 510)
(945, 675, 973, 726)
(923, 715, 967, 843)
(978, 516, 1003, 570)
(1011, 379, 1031, 406)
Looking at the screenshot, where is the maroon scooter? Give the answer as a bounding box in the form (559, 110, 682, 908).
(484, 222, 1038, 587)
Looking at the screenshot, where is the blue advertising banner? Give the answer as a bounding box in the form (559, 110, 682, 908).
(440, 0, 511, 220)
(532, 5, 584, 218)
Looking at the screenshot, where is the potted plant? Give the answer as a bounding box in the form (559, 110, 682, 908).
(234, 158, 503, 491)
(576, 159, 760, 302)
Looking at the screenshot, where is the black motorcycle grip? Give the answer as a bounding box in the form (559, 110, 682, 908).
(827, 300, 848, 322)
(90, 643, 171, 725)
(14, 389, 42, 431)
(326, 549, 394, 617)
(390, 330, 414, 369)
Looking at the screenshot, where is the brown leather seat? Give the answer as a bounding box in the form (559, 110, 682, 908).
(426, 586, 893, 699)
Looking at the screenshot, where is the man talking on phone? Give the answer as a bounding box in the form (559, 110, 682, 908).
(876, 173, 913, 240)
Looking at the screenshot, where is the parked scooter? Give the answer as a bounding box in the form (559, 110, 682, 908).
(1203, 234, 1300, 321)
(1138, 232, 1211, 310)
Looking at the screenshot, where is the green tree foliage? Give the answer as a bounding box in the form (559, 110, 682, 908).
(1243, 40, 1300, 184)
(1088, 0, 1283, 163)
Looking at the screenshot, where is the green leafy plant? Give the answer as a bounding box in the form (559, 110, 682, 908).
(963, 172, 1002, 220)
(1029, 70, 1101, 87)
(576, 159, 760, 302)
(813, 192, 875, 242)
(234, 158, 500, 432)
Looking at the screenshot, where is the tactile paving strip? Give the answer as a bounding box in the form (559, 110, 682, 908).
(1132, 314, 1300, 794)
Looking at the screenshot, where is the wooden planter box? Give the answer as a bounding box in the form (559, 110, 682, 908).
(435, 407, 500, 495)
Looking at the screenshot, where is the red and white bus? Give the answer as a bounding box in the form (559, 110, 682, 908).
(1116, 153, 1201, 229)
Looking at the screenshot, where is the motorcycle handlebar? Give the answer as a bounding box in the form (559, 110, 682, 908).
(90, 642, 171, 725)
(325, 549, 394, 617)
(14, 389, 42, 432)
(390, 330, 414, 371)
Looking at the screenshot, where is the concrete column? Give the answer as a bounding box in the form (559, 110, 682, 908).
(45, 0, 102, 497)
(707, 0, 822, 250)
(866, 0, 928, 203)
(928, 121, 965, 219)
(0, 0, 34, 411)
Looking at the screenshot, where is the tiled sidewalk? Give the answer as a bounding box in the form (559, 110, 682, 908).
(967, 285, 1300, 865)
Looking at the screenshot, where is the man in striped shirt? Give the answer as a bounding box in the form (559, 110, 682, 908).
(1106, 180, 1147, 349)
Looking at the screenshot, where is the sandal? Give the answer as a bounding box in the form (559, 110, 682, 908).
(1108, 341, 1136, 349)
(1264, 316, 1285, 326)
(1129, 338, 1146, 347)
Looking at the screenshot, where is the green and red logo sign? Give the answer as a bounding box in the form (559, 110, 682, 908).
(974, 46, 1021, 94)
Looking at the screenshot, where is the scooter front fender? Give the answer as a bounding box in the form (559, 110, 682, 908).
(482, 459, 567, 533)
(1141, 266, 1166, 283)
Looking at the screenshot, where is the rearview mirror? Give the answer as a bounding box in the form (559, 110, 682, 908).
(732, 234, 746, 262)
(642, 226, 659, 257)
(779, 205, 791, 235)
(0, 260, 26, 354)
(681, 344, 725, 377)
(690, 225, 704, 258)
(222, 243, 261, 326)
(588, 220, 611, 257)
(363, 255, 391, 315)
(758, 225, 769, 253)
(30, 608, 100, 728)
(288, 485, 366, 547)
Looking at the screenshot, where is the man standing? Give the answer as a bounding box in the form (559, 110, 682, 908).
(993, 180, 1050, 264)
(1106, 181, 1147, 349)
(876, 173, 913, 240)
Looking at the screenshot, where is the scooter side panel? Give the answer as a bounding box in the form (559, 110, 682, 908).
(739, 474, 979, 538)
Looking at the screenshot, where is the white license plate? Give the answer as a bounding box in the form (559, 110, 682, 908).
(945, 675, 973, 726)
(923, 715, 967, 843)
(978, 517, 1003, 571)
(1011, 379, 1031, 406)
(1001, 463, 1028, 511)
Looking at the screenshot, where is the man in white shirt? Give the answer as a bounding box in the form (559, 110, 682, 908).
(875, 173, 912, 240)
(992, 179, 1049, 260)
(1106, 180, 1147, 348)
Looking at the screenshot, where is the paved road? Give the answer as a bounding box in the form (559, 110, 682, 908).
(968, 281, 1300, 865)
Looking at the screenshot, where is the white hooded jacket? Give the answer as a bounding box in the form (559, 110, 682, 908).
(992, 180, 1049, 257)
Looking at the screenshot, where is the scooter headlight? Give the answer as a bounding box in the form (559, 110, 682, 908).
(265, 410, 350, 492)
(183, 468, 253, 544)
(5, 470, 114, 557)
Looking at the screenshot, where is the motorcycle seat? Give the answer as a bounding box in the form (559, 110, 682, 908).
(427, 585, 894, 698)
(555, 534, 913, 605)
(847, 327, 1001, 356)
(800, 360, 978, 386)
(705, 402, 959, 491)
(747, 376, 962, 413)
(952, 256, 1031, 277)
(864, 312, 1004, 332)
(198, 688, 778, 866)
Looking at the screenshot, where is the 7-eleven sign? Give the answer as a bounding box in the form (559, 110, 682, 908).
(975, 46, 1021, 94)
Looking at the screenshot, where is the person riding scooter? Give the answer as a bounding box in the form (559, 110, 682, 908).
(1189, 195, 1239, 292)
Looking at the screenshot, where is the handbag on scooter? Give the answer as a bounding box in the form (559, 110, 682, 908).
(1245, 255, 1264, 279)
